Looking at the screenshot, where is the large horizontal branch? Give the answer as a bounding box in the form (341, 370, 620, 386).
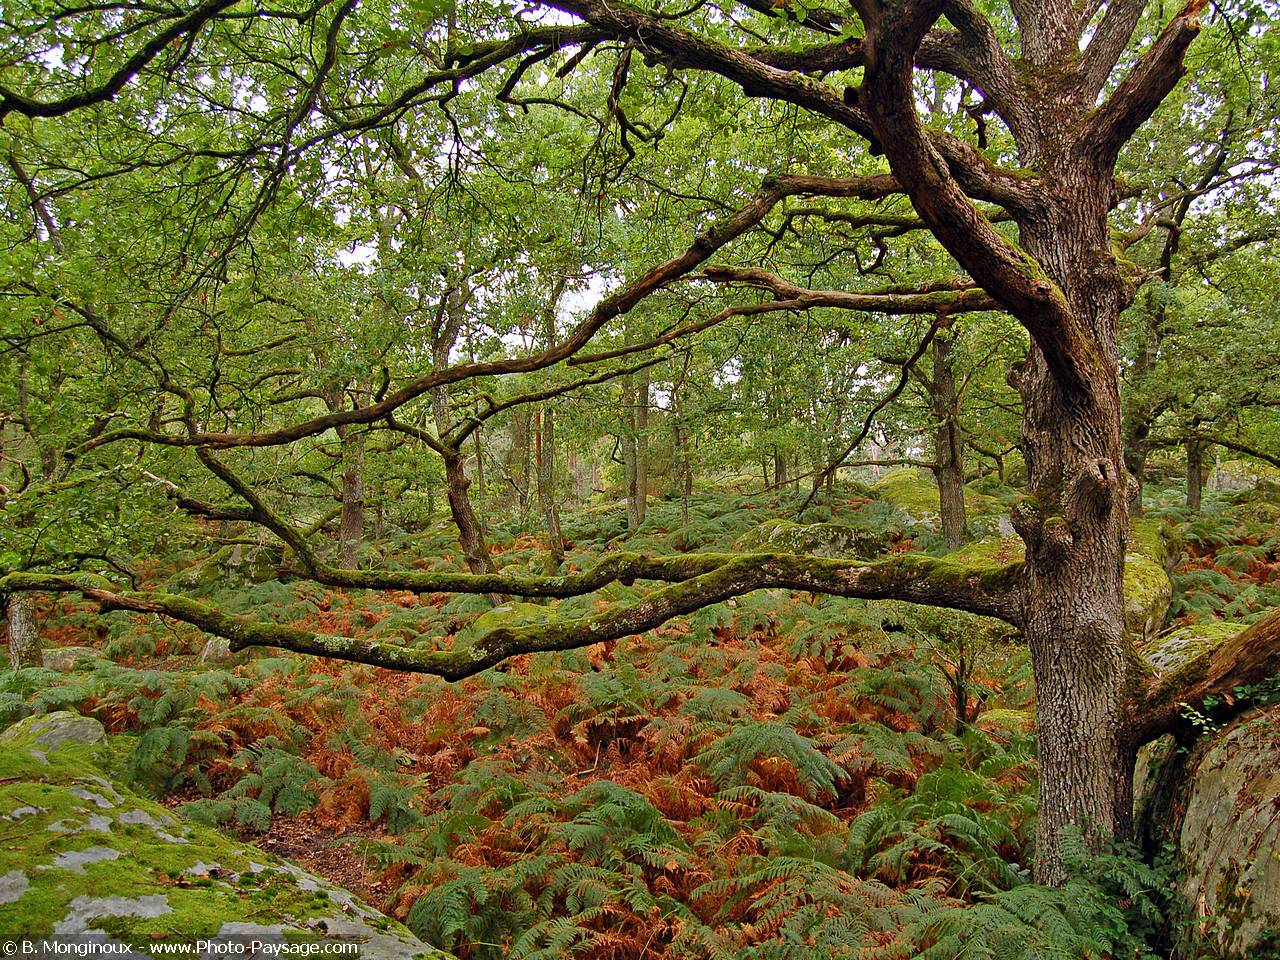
(701, 266, 998, 314)
(1, 552, 1022, 680)
(0, 0, 241, 121)
(1134, 610, 1280, 742)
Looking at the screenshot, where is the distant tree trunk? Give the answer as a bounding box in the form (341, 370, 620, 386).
(1122, 425, 1149, 517)
(337, 425, 365, 568)
(442, 449, 496, 575)
(508, 408, 532, 518)
(535, 408, 565, 572)
(930, 335, 968, 549)
(1186, 438, 1206, 513)
(7, 593, 40, 670)
(472, 429, 487, 500)
(671, 372, 694, 525)
(635, 364, 649, 518)
(623, 371, 648, 531)
(772, 448, 788, 490)
(433, 282, 496, 576)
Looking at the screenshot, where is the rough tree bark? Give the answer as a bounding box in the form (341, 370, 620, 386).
(930, 334, 968, 549)
(6, 593, 40, 670)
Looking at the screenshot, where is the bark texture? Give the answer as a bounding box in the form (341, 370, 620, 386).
(930, 334, 968, 549)
(7, 593, 40, 670)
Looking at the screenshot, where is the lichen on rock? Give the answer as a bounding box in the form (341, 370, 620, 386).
(0, 712, 450, 958)
(737, 519, 893, 559)
(1138, 702, 1280, 957)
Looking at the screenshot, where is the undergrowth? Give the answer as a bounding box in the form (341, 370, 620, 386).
(6, 483, 1256, 958)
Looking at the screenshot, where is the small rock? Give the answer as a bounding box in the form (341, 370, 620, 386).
(54, 894, 171, 934)
(0, 870, 29, 904)
(49, 846, 120, 874)
(5, 805, 44, 820)
(200, 637, 247, 665)
(69, 787, 116, 809)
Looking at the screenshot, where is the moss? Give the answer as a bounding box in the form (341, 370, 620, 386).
(944, 537, 1025, 568)
(0, 724, 448, 957)
(871, 467, 1005, 522)
(1139, 621, 1243, 675)
(871, 467, 941, 516)
(737, 519, 892, 559)
(1157, 701, 1280, 957)
(1123, 552, 1173, 642)
(1129, 516, 1170, 567)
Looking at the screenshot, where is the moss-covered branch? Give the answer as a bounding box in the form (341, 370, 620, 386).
(0, 551, 1022, 681)
(1132, 609, 1280, 742)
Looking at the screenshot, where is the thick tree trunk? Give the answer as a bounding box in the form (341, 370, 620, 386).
(337, 426, 365, 569)
(7, 593, 40, 670)
(1186, 438, 1205, 512)
(1013, 183, 1135, 884)
(535, 408, 565, 571)
(931, 335, 968, 549)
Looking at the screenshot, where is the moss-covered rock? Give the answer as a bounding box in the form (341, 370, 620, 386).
(41, 646, 106, 672)
(737, 519, 893, 559)
(1210, 459, 1280, 493)
(868, 467, 1011, 536)
(468, 601, 555, 636)
(172, 543, 285, 590)
(1138, 621, 1244, 676)
(0, 713, 449, 957)
(1138, 702, 1280, 957)
(1123, 553, 1172, 644)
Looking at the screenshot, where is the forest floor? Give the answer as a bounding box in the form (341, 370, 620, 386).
(6, 473, 1279, 959)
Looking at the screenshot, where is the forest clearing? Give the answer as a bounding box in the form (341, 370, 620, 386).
(1, 0, 1279, 954)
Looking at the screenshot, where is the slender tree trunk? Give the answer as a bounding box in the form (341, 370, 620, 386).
(509, 408, 532, 518)
(535, 408, 565, 571)
(432, 282, 496, 576)
(1186, 438, 1206, 512)
(636, 366, 649, 513)
(337, 426, 365, 568)
(622, 374, 647, 531)
(671, 376, 693, 525)
(472, 429, 487, 500)
(442, 449, 495, 575)
(7, 593, 40, 670)
(931, 335, 968, 549)
(1122, 425, 1148, 517)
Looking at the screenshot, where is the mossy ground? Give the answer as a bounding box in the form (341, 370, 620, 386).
(0, 718, 446, 957)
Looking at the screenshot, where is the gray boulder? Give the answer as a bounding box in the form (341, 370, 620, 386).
(41, 646, 105, 672)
